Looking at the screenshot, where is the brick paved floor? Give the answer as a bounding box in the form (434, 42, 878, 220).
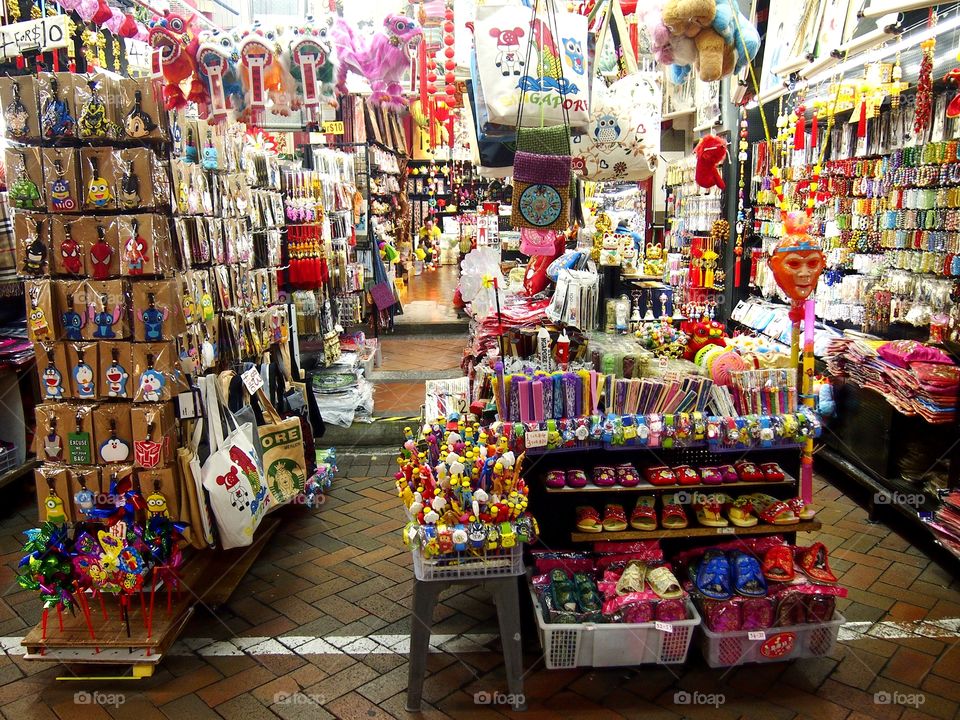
(0, 459, 959, 719)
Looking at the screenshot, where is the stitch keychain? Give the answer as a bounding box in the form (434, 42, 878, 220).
(73, 347, 95, 399)
(60, 223, 82, 275)
(123, 89, 156, 139)
(21, 215, 46, 275)
(78, 79, 116, 139)
(50, 159, 77, 211)
(119, 159, 140, 209)
(41, 348, 64, 400)
(62, 295, 85, 340)
(202, 129, 219, 170)
(88, 293, 122, 339)
(99, 419, 130, 463)
(44, 417, 62, 460)
(10, 151, 41, 210)
(44, 478, 68, 523)
(89, 224, 113, 279)
(139, 292, 169, 341)
(74, 477, 95, 518)
(105, 348, 129, 398)
(123, 219, 149, 275)
(41, 76, 75, 139)
(146, 477, 169, 518)
(68, 409, 92, 465)
(138, 354, 165, 402)
(184, 128, 199, 164)
(135, 417, 164, 469)
(27, 284, 50, 339)
(4, 80, 29, 139)
(86, 156, 113, 208)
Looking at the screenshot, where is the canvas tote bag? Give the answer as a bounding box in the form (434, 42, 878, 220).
(255, 385, 308, 508)
(177, 418, 215, 549)
(200, 374, 270, 549)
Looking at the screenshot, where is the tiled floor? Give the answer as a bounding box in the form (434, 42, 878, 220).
(1, 462, 960, 719)
(372, 335, 467, 414)
(395, 265, 463, 325)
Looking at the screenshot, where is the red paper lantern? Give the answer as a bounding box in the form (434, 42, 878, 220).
(444, 47, 455, 58)
(428, 72, 437, 82)
(444, 35, 454, 46)
(445, 60, 456, 70)
(445, 8, 454, 20)
(445, 72, 455, 82)
(444, 22, 454, 32)
(446, 83, 457, 95)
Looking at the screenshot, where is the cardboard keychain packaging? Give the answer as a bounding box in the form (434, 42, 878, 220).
(35, 465, 72, 523)
(49, 216, 87, 277)
(119, 78, 165, 141)
(75, 73, 120, 141)
(15, 213, 51, 278)
(35, 340, 70, 402)
(64, 403, 97, 466)
(133, 342, 181, 403)
(84, 279, 129, 340)
(120, 214, 173, 277)
(34, 403, 67, 461)
(79, 216, 121, 280)
(99, 340, 133, 399)
(68, 466, 101, 521)
(41, 147, 81, 214)
(80, 147, 117, 211)
(0, 75, 41, 142)
(25, 279, 56, 342)
(36, 72, 80, 140)
(137, 465, 181, 521)
(114, 148, 157, 211)
(132, 279, 185, 341)
(93, 402, 133, 465)
(6, 146, 45, 211)
(131, 402, 176, 468)
(65, 341, 100, 400)
(54, 279, 91, 341)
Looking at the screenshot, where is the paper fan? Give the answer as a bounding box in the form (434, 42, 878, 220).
(710, 351, 748, 386)
(459, 247, 505, 319)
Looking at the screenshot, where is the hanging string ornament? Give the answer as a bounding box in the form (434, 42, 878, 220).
(890, 52, 904, 109)
(442, 1, 457, 103)
(945, 68, 960, 119)
(196, 31, 245, 123)
(735, 106, 748, 287)
(914, 38, 935, 136)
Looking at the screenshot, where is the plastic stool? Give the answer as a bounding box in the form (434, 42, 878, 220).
(406, 575, 526, 712)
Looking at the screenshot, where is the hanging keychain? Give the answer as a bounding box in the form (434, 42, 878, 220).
(22, 215, 46, 274)
(73, 347, 96, 399)
(138, 353, 165, 402)
(86, 156, 113, 208)
(199, 276, 215, 321)
(202, 129, 219, 170)
(74, 476, 96, 518)
(89, 292, 121, 339)
(62, 294, 85, 341)
(139, 292, 169, 341)
(123, 89, 157, 138)
(44, 478, 68, 523)
(146, 477, 169, 518)
(119, 159, 140, 209)
(201, 324, 216, 368)
(44, 417, 62, 461)
(42, 348, 64, 400)
(99, 418, 130, 463)
(124, 218, 148, 275)
(41, 76, 75, 139)
(184, 127, 199, 164)
(135, 416, 164, 468)
(68, 409, 92, 465)
(27, 284, 50, 340)
(4, 80, 29, 139)
(78, 78, 115, 138)
(10, 151, 41, 209)
(50, 158, 77, 211)
(105, 347, 129, 398)
(89, 224, 113, 280)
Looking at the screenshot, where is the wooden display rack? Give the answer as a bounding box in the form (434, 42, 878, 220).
(21, 516, 280, 679)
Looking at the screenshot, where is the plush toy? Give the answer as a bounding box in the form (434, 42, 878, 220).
(638, 0, 697, 69)
(661, 0, 732, 83)
(332, 14, 423, 109)
(149, 15, 205, 110)
(694, 134, 727, 190)
(767, 212, 826, 309)
(717, 0, 760, 74)
(681, 317, 727, 361)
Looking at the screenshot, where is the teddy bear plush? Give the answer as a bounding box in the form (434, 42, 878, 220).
(660, 0, 733, 82)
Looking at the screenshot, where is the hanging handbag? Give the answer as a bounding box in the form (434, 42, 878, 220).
(255, 385, 308, 508)
(199, 374, 270, 549)
(177, 419, 215, 549)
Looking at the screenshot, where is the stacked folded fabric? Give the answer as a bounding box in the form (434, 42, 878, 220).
(825, 338, 958, 424)
(928, 490, 960, 559)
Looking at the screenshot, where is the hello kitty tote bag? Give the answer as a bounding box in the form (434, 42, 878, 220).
(200, 374, 270, 549)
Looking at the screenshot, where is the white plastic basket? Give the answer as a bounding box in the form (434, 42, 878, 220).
(531, 589, 701, 668)
(699, 611, 845, 668)
(412, 545, 524, 582)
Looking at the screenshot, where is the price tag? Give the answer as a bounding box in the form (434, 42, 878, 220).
(748, 631, 766, 641)
(322, 120, 345, 135)
(176, 390, 199, 420)
(241, 366, 265, 394)
(525, 430, 548, 448)
(716, 527, 735, 534)
(654, 621, 674, 633)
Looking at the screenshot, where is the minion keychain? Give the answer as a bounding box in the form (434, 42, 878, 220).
(44, 479, 67, 524)
(146, 478, 169, 518)
(51, 158, 77, 212)
(86, 156, 113, 208)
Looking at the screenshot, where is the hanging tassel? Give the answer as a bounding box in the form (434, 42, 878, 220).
(857, 100, 867, 138)
(809, 110, 819, 149)
(794, 105, 805, 150)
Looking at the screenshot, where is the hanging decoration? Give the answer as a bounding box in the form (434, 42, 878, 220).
(148, 14, 205, 110)
(288, 15, 337, 119)
(914, 38, 935, 136)
(195, 31, 246, 123)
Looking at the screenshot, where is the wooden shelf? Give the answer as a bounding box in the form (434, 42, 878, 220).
(546, 477, 797, 494)
(0, 459, 37, 490)
(570, 520, 821, 543)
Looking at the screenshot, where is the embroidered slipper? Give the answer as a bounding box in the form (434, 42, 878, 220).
(575, 506, 602, 533)
(723, 495, 758, 527)
(674, 465, 701, 485)
(730, 551, 768, 597)
(694, 493, 728, 527)
(700, 466, 724, 485)
(616, 560, 647, 595)
(719, 464, 739, 483)
(745, 493, 799, 525)
(795, 542, 838, 583)
(545, 470, 565, 489)
(661, 493, 688, 529)
(647, 565, 683, 600)
(593, 465, 616, 487)
(616, 463, 641, 487)
(629, 496, 657, 531)
(694, 550, 732, 600)
(786, 496, 817, 520)
(760, 462, 785, 481)
(735, 461, 764, 482)
(762, 545, 795, 582)
(567, 469, 588, 488)
(645, 466, 677, 486)
(602, 503, 628, 532)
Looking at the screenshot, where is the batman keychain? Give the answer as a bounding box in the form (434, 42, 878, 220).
(21, 215, 46, 275)
(119, 159, 140, 209)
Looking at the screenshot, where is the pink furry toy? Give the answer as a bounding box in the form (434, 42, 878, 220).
(332, 14, 423, 109)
